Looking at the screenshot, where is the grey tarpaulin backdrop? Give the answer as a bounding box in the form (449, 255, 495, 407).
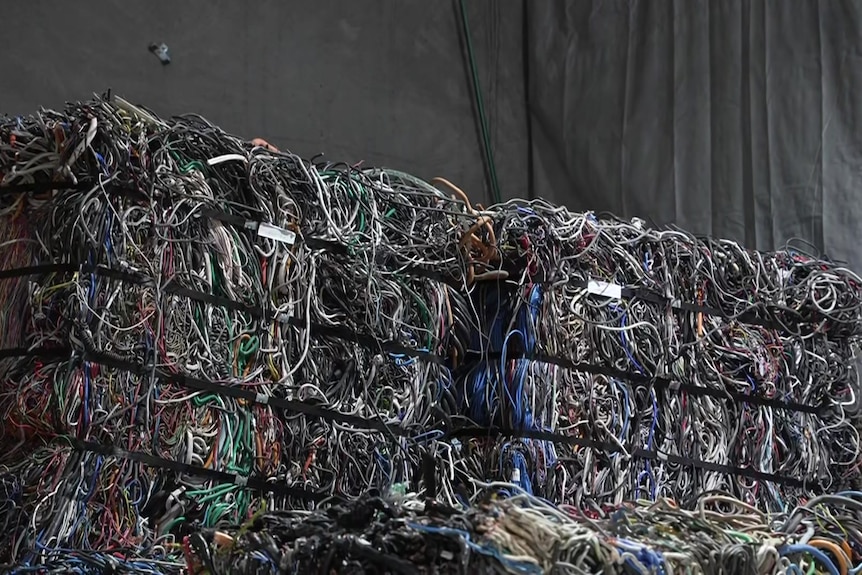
(2, 1, 861, 270)
(527, 0, 862, 271)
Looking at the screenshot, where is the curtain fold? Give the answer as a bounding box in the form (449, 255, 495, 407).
(528, 0, 862, 271)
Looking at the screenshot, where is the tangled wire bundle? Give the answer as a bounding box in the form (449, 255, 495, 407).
(179, 488, 862, 575)
(0, 95, 860, 572)
(14, 486, 854, 575)
(455, 205, 862, 511)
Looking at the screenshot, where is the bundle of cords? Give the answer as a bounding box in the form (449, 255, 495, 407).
(0, 95, 861, 572)
(0, 95, 479, 564)
(7, 475, 862, 574)
(174, 484, 862, 575)
(452, 199, 862, 512)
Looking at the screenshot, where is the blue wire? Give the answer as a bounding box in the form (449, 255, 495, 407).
(835, 491, 862, 499)
(614, 379, 631, 444)
(745, 373, 757, 393)
(86, 266, 96, 322)
(103, 209, 113, 260)
(389, 353, 421, 367)
(514, 360, 532, 429)
(617, 309, 645, 374)
(95, 152, 108, 175)
(500, 330, 526, 428)
(468, 363, 495, 425)
(523, 285, 542, 353)
(126, 479, 143, 506)
(406, 523, 542, 575)
(83, 456, 102, 503)
(436, 370, 453, 402)
(250, 550, 279, 573)
(152, 376, 161, 452)
(413, 430, 444, 444)
(374, 450, 392, 483)
(513, 451, 533, 495)
(780, 544, 840, 575)
(499, 444, 532, 494)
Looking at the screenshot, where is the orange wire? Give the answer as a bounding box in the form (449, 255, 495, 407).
(809, 539, 849, 575)
(10, 194, 24, 221)
(431, 177, 474, 213)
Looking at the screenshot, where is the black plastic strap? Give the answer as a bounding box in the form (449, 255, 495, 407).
(564, 277, 794, 331)
(68, 438, 330, 502)
(0, 181, 148, 202)
(279, 316, 446, 365)
(422, 450, 437, 497)
(628, 446, 806, 487)
(200, 208, 257, 229)
(0, 263, 448, 365)
(473, 350, 821, 414)
(0, 346, 71, 360)
(6, 260, 818, 408)
(0, 263, 150, 283)
(443, 426, 617, 452)
(0, 181, 84, 196)
(205, 208, 461, 286)
(0, 345, 412, 437)
(0, 342, 823, 420)
(162, 281, 260, 316)
(373, 254, 461, 288)
(546, 353, 820, 414)
(446, 426, 808, 488)
(1, 345, 814, 489)
(83, 349, 414, 438)
(0, 263, 78, 280)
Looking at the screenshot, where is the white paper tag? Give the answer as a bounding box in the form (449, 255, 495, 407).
(587, 279, 622, 299)
(257, 222, 296, 245)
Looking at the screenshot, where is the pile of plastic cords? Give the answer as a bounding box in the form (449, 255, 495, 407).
(451, 199, 862, 511)
(0, 95, 859, 571)
(176, 485, 862, 575)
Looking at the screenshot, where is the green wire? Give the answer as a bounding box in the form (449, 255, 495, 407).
(396, 277, 434, 349)
(726, 531, 755, 543)
(458, 0, 502, 205)
(188, 483, 235, 502)
(161, 516, 185, 535)
(192, 393, 218, 407)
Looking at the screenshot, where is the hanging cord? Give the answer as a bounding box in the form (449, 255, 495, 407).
(457, 0, 503, 205)
(521, 0, 535, 200)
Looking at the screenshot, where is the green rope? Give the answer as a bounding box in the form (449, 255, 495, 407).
(459, 0, 502, 205)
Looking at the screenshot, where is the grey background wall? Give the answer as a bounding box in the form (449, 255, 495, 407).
(4, 1, 862, 272)
(0, 0, 528, 205)
(527, 1, 862, 275)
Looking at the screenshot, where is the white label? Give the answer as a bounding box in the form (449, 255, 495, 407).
(258, 222, 296, 246)
(512, 468, 521, 483)
(587, 279, 622, 299)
